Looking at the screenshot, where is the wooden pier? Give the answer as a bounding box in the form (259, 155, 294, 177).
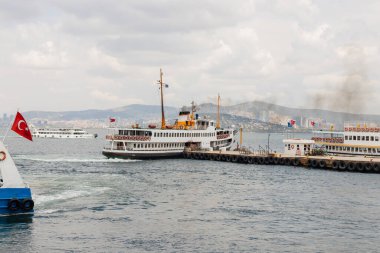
(183, 150, 380, 174)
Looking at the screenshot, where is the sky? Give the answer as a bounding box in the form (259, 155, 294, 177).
(0, 0, 379, 115)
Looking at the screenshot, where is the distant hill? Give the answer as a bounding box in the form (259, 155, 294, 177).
(198, 101, 380, 128)
(24, 104, 179, 121)
(21, 101, 380, 130)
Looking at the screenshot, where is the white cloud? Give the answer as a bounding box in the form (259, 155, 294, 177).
(13, 41, 68, 68)
(91, 89, 143, 105)
(0, 0, 380, 114)
(299, 24, 333, 45)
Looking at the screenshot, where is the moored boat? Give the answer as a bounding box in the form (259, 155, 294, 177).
(312, 122, 380, 156)
(102, 69, 237, 159)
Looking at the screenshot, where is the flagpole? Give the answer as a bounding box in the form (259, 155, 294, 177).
(2, 113, 16, 142)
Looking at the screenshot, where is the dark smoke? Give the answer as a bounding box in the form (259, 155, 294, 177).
(312, 44, 371, 114)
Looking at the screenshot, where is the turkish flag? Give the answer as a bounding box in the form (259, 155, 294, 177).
(11, 112, 33, 141)
(109, 117, 116, 123)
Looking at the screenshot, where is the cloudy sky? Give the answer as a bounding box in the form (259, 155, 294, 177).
(0, 0, 379, 115)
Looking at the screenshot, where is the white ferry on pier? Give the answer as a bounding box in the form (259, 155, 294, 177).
(102, 69, 237, 159)
(312, 122, 380, 156)
(32, 128, 97, 139)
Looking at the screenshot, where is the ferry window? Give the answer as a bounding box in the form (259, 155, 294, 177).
(378, 148, 380, 153)
(345, 136, 348, 140)
(371, 136, 374, 141)
(376, 137, 379, 141)
(349, 136, 352, 140)
(296, 144, 300, 150)
(366, 136, 369, 141)
(353, 136, 356, 140)
(134, 144, 136, 148)
(355, 147, 359, 152)
(288, 144, 290, 150)
(154, 133, 156, 137)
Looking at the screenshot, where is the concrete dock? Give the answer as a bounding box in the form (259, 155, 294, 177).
(183, 150, 380, 173)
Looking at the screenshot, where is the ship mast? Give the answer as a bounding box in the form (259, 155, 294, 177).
(216, 94, 221, 129)
(159, 69, 166, 129)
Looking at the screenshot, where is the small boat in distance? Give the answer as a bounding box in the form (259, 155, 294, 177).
(0, 141, 34, 215)
(32, 127, 97, 139)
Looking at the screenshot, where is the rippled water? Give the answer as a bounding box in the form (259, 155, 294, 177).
(1, 131, 379, 252)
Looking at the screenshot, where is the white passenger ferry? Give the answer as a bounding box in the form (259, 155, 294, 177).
(32, 128, 97, 139)
(312, 122, 380, 156)
(102, 69, 237, 159)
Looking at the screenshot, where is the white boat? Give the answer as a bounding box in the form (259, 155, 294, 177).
(102, 69, 237, 159)
(312, 122, 380, 156)
(103, 111, 237, 159)
(32, 127, 97, 139)
(0, 141, 34, 214)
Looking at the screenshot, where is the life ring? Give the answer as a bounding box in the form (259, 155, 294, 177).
(0, 151, 6, 161)
(8, 199, 20, 211)
(21, 199, 34, 211)
(290, 145, 294, 149)
(179, 126, 184, 130)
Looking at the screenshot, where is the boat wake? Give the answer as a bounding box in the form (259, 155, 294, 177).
(13, 155, 141, 163)
(34, 187, 111, 205)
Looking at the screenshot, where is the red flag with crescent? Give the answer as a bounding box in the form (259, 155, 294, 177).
(11, 112, 33, 141)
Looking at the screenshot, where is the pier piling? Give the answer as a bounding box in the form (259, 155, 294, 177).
(183, 150, 380, 174)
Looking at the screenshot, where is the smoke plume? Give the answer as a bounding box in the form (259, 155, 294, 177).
(312, 44, 371, 114)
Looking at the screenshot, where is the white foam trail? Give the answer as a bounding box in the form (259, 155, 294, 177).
(14, 155, 140, 163)
(37, 209, 61, 214)
(34, 187, 111, 205)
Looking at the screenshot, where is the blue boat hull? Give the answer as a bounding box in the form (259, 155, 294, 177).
(0, 188, 34, 215)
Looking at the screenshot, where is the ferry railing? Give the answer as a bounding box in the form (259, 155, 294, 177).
(238, 146, 253, 154)
(258, 145, 268, 155)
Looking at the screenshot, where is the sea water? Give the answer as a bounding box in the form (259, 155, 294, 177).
(0, 131, 379, 252)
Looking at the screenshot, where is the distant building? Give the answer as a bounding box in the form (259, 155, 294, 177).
(260, 111, 268, 122)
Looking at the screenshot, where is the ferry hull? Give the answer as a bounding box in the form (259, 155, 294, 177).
(0, 188, 34, 215)
(102, 150, 183, 160)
